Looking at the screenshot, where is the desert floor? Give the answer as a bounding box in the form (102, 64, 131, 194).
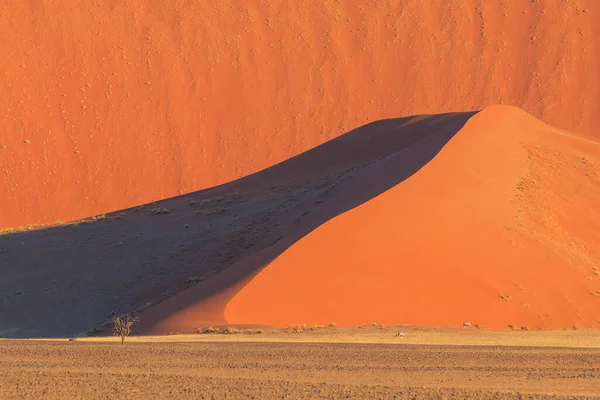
(2, 327, 600, 399)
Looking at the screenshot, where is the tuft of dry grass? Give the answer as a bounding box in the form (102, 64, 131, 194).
(151, 207, 170, 215)
(286, 325, 304, 334)
(186, 276, 203, 285)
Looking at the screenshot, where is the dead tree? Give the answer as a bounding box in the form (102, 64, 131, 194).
(112, 314, 139, 345)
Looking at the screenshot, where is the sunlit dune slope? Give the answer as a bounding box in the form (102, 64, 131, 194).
(1, 0, 599, 228)
(225, 105, 600, 330)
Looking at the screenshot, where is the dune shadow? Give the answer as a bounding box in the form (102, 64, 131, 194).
(0, 111, 476, 337)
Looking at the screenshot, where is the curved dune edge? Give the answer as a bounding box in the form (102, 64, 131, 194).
(224, 105, 600, 330)
(1, 1, 599, 229)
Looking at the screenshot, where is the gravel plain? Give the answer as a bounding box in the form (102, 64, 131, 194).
(2, 337, 600, 399)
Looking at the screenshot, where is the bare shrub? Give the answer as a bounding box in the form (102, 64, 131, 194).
(112, 314, 139, 345)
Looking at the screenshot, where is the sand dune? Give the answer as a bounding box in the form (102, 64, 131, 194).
(0, 111, 473, 337)
(1, 105, 598, 336)
(1, 0, 599, 228)
(224, 105, 600, 330)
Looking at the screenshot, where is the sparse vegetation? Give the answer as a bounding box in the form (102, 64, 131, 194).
(197, 326, 262, 335)
(112, 314, 139, 345)
(151, 207, 170, 215)
(328, 322, 337, 328)
(186, 276, 203, 285)
(286, 324, 305, 334)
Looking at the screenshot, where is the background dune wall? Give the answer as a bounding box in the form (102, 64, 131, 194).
(1, 0, 598, 228)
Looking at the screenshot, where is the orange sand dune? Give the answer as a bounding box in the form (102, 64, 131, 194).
(224, 105, 600, 330)
(2, 106, 598, 336)
(1, 0, 599, 228)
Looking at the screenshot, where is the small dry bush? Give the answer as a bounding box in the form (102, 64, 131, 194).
(286, 325, 304, 334)
(151, 207, 169, 215)
(112, 314, 139, 345)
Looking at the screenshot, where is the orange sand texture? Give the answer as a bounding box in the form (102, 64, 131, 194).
(1, 1, 600, 332)
(225, 106, 600, 330)
(1, 0, 599, 228)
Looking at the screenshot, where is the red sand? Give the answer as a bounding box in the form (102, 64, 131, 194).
(1, 0, 599, 229)
(224, 106, 600, 330)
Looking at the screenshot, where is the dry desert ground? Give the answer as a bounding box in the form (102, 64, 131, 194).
(2, 327, 600, 399)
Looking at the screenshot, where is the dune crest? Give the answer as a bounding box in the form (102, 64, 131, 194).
(224, 105, 600, 330)
(1, 1, 599, 228)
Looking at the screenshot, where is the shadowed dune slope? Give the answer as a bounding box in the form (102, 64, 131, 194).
(224, 105, 600, 330)
(0, 111, 473, 337)
(1, 0, 599, 228)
